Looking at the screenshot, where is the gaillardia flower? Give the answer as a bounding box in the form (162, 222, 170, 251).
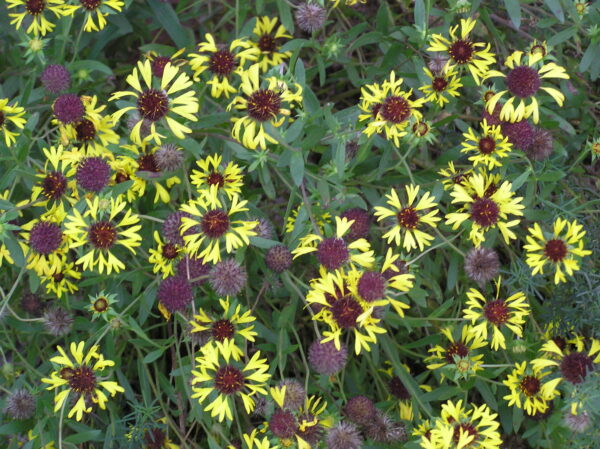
(188, 33, 259, 98)
(425, 326, 487, 378)
(64, 196, 142, 274)
(485, 50, 569, 123)
(427, 18, 496, 85)
(358, 71, 427, 146)
(523, 218, 591, 284)
(419, 65, 462, 107)
(191, 341, 271, 422)
(227, 64, 303, 150)
(437, 161, 472, 191)
(31, 146, 76, 210)
(61, 0, 124, 32)
(462, 279, 530, 350)
(292, 216, 375, 271)
(40, 258, 81, 298)
(503, 361, 560, 416)
(460, 119, 512, 169)
(445, 173, 524, 247)
(41, 341, 124, 421)
(180, 195, 257, 264)
(20, 217, 67, 276)
(148, 230, 182, 278)
(374, 184, 441, 252)
(110, 60, 198, 144)
(190, 153, 244, 207)
(250, 16, 293, 71)
(0, 97, 27, 147)
(6, 0, 69, 36)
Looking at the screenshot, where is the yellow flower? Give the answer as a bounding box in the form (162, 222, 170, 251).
(437, 161, 473, 191)
(64, 196, 142, 274)
(110, 60, 198, 145)
(502, 361, 560, 416)
(41, 341, 124, 421)
(250, 17, 292, 71)
(460, 119, 512, 169)
(20, 215, 69, 276)
(6, 0, 69, 36)
(148, 231, 182, 278)
(227, 64, 303, 150)
(180, 195, 257, 264)
(445, 173, 524, 247)
(306, 269, 387, 355)
(427, 18, 496, 85)
(191, 341, 271, 422)
(188, 33, 260, 98)
(358, 71, 427, 146)
(190, 153, 244, 207)
(292, 216, 375, 271)
(485, 50, 569, 123)
(40, 258, 81, 298)
(190, 297, 258, 361)
(374, 185, 441, 252)
(0, 98, 27, 147)
(62, 0, 124, 32)
(425, 326, 487, 376)
(523, 218, 591, 284)
(419, 65, 463, 107)
(285, 203, 332, 234)
(462, 279, 529, 350)
(31, 145, 78, 210)
(424, 400, 502, 449)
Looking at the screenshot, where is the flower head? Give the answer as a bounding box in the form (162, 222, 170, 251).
(41, 64, 70, 93)
(209, 259, 248, 296)
(295, 3, 327, 33)
(265, 245, 293, 273)
(425, 326, 487, 379)
(0, 98, 27, 147)
(460, 120, 512, 169)
(53, 94, 85, 124)
(62, 0, 124, 32)
(464, 247, 500, 286)
(190, 154, 244, 207)
(4, 389, 36, 420)
(326, 422, 363, 449)
(419, 64, 462, 107)
(6, 0, 69, 36)
(157, 275, 193, 313)
(148, 230, 182, 278)
(76, 156, 111, 192)
(308, 339, 348, 375)
(250, 17, 292, 71)
(503, 361, 560, 416)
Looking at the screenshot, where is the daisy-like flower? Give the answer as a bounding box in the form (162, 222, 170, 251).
(358, 71, 427, 146)
(6, 0, 68, 36)
(0, 191, 16, 268)
(503, 361, 560, 416)
(462, 279, 530, 350)
(40, 258, 81, 298)
(460, 120, 512, 169)
(89, 291, 117, 319)
(528, 40, 548, 65)
(374, 185, 441, 252)
(425, 326, 487, 379)
(419, 65, 462, 107)
(285, 203, 332, 234)
(0, 97, 27, 147)
(485, 50, 569, 123)
(190, 153, 244, 207)
(307, 269, 387, 355)
(191, 341, 271, 422)
(445, 173, 524, 247)
(148, 231, 182, 278)
(250, 17, 292, 71)
(188, 34, 259, 98)
(227, 64, 303, 150)
(61, 0, 124, 32)
(437, 162, 472, 191)
(64, 196, 142, 274)
(180, 195, 257, 264)
(292, 216, 375, 271)
(41, 341, 125, 421)
(145, 48, 187, 77)
(523, 218, 591, 284)
(20, 216, 68, 276)
(190, 297, 258, 361)
(31, 145, 77, 211)
(427, 18, 496, 85)
(424, 400, 501, 449)
(110, 60, 199, 145)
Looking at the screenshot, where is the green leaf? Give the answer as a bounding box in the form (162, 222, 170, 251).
(276, 0, 294, 33)
(503, 0, 521, 29)
(147, 0, 191, 48)
(511, 167, 531, 191)
(544, 0, 564, 22)
(143, 348, 165, 364)
(64, 430, 103, 443)
(69, 60, 113, 76)
(414, 0, 426, 30)
(289, 151, 305, 186)
(548, 27, 577, 46)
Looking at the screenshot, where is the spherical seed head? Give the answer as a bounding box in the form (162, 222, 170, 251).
(388, 375, 410, 400)
(482, 104, 502, 126)
(317, 238, 349, 270)
(357, 271, 386, 303)
(525, 127, 553, 161)
(501, 119, 534, 150)
(506, 66, 541, 98)
(560, 352, 594, 384)
(157, 275, 193, 312)
(308, 339, 348, 375)
(266, 245, 293, 273)
(209, 259, 247, 296)
(345, 140, 359, 161)
(564, 410, 591, 433)
(343, 396, 377, 426)
(29, 221, 62, 255)
(21, 292, 43, 315)
(464, 247, 500, 285)
(364, 411, 407, 443)
(326, 422, 363, 449)
(340, 208, 370, 240)
(76, 157, 111, 192)
(269, 409, 299, 439)
(177, 255, 210, 287)
(53, 94, 84, 124)
(40, 64, 70, 94)
(42, 307, 73, 336)
(254, 217, 274, 240)
(428, 55, 450, 73)
(295, 3, 327, 33)
(155, 143, 184, 172)
(4, 389, 36, 420)
(163, 211, 194, 246)
(280, 379, 306, 410)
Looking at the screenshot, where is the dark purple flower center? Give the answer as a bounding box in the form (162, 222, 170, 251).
(258, 34, 277, 53)
(445, 342, 469, 364)
(79, 0, 102, 10)
(432, 77, 449, 91)
(357, 271, 386, 302)
(470, 197, 499, 227)
(207, 171, 225, 187)
(520, 376, 541, 396)
(75, 119, 97, 141)
(331, 295, 363, 329)
(380, 96, 411, 124)
(61, 366, 97, 393)
(544, 239, 567, 262)
(246, 89, 281, 121)
(452, 423, 478, 444)
(41, 171, 67, 200)
(0, 112, 5, 128)
(478, 136, 496, 155)
(316, 238, 349, 270)
(151, 56, 171, 77)
(269, 409, 298, 439)
(211, 319, 235, 342)
(162, 243, 179, 259)
(137, 154, 160, 172)
(137, 89, 169, 121)
(448, 39, 474, 64)
(209, 49, 236, 76)
(389, 375, 410, 400)
(483, 299, 509, 326)
(25, 0, 45, 14)
(397, 206, 419, 229)
(560, 352, 594, 384)
(88, 221, 117, 249)
(506, 66, 541, 98)
(214, 365, 245, 394)
(201, 209, 230, 238)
